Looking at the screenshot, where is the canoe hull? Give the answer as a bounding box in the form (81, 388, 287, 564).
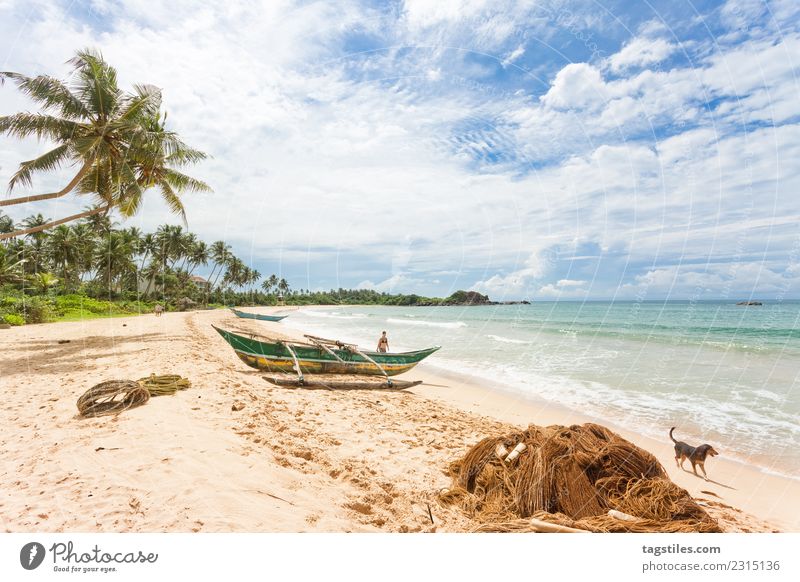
(264, 375, 422, 390)
(213, 326, 439, 377)
(231, 308, 287, 322)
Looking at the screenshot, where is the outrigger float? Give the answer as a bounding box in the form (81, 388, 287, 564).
(212, 326, 439, 389)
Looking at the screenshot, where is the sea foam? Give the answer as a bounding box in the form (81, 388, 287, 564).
(386, 317, 467, 329)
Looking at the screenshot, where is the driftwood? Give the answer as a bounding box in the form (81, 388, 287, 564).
(529, 518, 590, 533)
(608, 509, 639, 522)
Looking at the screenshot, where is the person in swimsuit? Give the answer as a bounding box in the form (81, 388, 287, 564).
(377, 331, 389, 353)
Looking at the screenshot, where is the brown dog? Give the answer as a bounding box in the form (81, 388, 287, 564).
(669, 427, 719, 480)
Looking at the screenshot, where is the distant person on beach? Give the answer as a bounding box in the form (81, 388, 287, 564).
(154, 304, 164, 317)
(377, 331, 389, 353)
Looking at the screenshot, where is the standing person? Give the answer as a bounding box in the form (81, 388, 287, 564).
(154, 304, 164, 317)
(376, 331, 389, 353)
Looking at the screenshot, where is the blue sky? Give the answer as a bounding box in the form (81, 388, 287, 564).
(1, 0, 799, 299)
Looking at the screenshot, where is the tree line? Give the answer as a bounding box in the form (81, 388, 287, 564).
(0, 211, 289, 303)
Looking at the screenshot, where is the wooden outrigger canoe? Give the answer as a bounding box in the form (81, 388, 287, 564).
(212, 326, 439, 382)
(231, 308, 287, 322)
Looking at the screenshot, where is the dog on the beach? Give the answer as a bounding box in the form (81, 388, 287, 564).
(669, 427, 719, 481)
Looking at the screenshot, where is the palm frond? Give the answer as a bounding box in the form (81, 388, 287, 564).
(8, 144, 72, 190)
(158, 182, 187, 225)
(0, 72, 90, 119)
(0, 112, 81, 142)
(117, 84, 162, 123)
(69, 48, 121, 120)
(163, 169, 212, 193)
(115, 162, 144, 217)
(165, 146, 209, 166)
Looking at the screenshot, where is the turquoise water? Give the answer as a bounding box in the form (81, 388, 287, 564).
(282, 301, 800, 478)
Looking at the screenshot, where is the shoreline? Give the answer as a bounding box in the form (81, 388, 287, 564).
(420, 360, 800, 486)
(0, 307, 796, 532)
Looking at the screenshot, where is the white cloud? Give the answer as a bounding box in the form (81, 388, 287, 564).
(556, 279, 586, 287)
(540, 63, 607, 110)
(537, 283, 589, 298)
(501, 44, 525, 67)
(607, 37, 678, 73)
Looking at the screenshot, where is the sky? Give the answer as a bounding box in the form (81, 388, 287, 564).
(0, 0, 799, 300)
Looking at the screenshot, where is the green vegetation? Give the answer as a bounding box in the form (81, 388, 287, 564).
(0, 290, 155, 324)
(282, 289, 491, 306)
(0, 212, 275, 323)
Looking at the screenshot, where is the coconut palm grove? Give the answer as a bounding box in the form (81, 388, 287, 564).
(0, 49, 465, 325)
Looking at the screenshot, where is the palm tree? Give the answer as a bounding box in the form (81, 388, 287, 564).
(21, 214, 49, 248)
(94, 231, 135, 294)
(187, 240, 209, 275)
(30, 272, 59, 294)
(19, 214, 49, 271)
(0, 49, 210, 239)
(115, 111, 211, 224)
(261, 274, 279, 295)
(176, 232, 197, 271)
(222, 257, 245, 291)
(277, 278, 290, 295)
(46, 225, 80, 291)
(155, 224, 186, 268)
(70, 222, 97, 282)
(0, 212, 15, 235)
(136, 233, 157, 270)
(0, 245, 25, 284)
(209, 241, 232, 290)
(81, 205, 115, 236)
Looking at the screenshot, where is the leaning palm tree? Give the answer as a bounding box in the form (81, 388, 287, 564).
(0, 49, 210, 240)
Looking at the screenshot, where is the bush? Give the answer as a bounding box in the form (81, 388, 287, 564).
(19, 296, 56, 323)
(1, 313, 24, 326)
(55, 294, 122, 315)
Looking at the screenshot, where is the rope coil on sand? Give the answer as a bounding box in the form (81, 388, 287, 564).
(439, 422, 722, 533)
(76, 380, 150, 418)
(77, 375, 191, 418)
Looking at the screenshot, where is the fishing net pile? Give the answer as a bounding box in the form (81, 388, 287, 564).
(439, 423, 721, 533)
(77, 375, 191, 418)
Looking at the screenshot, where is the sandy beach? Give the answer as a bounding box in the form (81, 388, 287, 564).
(1, 307, 797, 533)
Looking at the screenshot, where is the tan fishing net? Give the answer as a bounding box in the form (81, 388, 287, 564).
(439, 423, 721, 532)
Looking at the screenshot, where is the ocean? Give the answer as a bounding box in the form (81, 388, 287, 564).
(281, 301, 800, 479)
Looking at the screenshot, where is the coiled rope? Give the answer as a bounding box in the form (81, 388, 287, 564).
(77, 375, 192, 418)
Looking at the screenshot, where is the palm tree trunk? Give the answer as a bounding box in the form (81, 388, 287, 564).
(138, 250, 150, 272)
(211, 265, 226, 291)
(0, 163, 90, 208)
(0, 204, 109, 240)
(207, 262, 219, 284)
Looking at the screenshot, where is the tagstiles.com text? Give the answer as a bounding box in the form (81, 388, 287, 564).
(641, 544, 781, 574)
